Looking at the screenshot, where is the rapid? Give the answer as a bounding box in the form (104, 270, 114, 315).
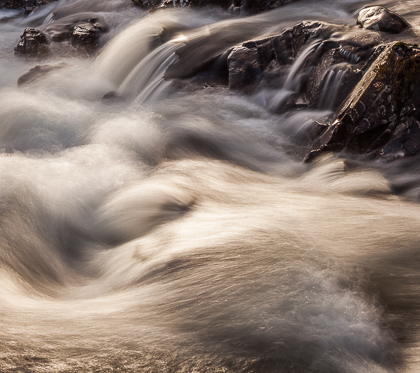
(1, 0, 420, 371)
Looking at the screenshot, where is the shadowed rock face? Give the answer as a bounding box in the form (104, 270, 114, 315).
(14, 27, 50, 58)
(14, 16, 108, 58)
(357, 6, 410, 34)
(308, 42, 420, 161)
(0, 0, 56, 12)
(132, 0, 297, 13)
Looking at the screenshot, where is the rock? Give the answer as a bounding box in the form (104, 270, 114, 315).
(229, 0, 294, 14)
(17, 63, 66, 86)
(307, 42, 420, 161)
(0, 0, 56, 12)
(40, 13, 107, 42)
(15, 14, 108, 58)
(14, 27, 50, 58)
(70, 19, 104, 54)
(357, 6, 410, 34)
(224, 21, 381, 108)
(132, 0, 297, 12)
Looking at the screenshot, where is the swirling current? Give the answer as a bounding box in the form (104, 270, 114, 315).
(1, 0, 420, 372)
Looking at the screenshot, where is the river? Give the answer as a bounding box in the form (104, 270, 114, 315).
(1, 0, 420, 372)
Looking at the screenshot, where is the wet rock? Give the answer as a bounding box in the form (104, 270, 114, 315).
(357, 6, 410, 34)
(225, 21, 381, 105)
(17, 63, 66, 86)
(0, 0, 56, 12)
(41, 13, 107, 44)
(16, 14, 108, 58)
(229, 0, 295, 14)
(14, 27, 50, 59)
(70, 20, 104, 54)
(227, 38, 274, 90)
(307, 42, 420, 161)
(133, 0, 296, 12)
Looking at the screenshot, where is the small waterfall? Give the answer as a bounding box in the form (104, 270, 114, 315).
(256, 41, 321, 113)
(317, 67, 346, 110)
(117, 41, 181, 101)
(94, 11, 187, 90)
(284, 41, 321, 89)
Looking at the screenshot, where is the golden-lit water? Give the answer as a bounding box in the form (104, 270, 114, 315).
(1, 0, 420, 371)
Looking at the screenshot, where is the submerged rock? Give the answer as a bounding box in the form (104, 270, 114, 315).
(17, 63, 66, 86)
(308, 42, 420, 161)
(357, 6, 410, 34)
(14, 27, 50, 58)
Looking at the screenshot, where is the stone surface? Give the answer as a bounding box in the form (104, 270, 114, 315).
(70, 19, 104, 54)
(14, 27, 50, 58)
(225, 21, 381, 109)
(0, 0, 56, 12)
(133, 0, 296, 12)
(15, 15, 108, 58)
(357, 6, 410, 34)
(307, 42, 420, 161)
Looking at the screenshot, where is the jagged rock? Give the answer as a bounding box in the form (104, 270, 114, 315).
(15, 15, 108, 58)
(132, 0, 296, 12)
(357, 6, 410, 34)
(14, 27, 50, 58)
(40, 14, 107, 44)
(17, 63, 66, 86)
(229, 0, 295, 14)
(225, 21, 382, 111)
(0, 0, 56, 12)
(70, 20, 104, 54)
(307, 42, 420, 161)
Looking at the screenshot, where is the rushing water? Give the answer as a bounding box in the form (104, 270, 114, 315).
(2, 0, 420, 372)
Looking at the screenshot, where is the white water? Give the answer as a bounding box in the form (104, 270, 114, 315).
(1, 1, 420, 372)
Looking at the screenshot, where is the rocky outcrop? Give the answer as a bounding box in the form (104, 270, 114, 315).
(15, 16, 108, 58)
(0, 0, 56, 12)
(308, 42, 420, 161)
(14, 27, 50, 58)
(224, 21, 382, 113)
(357, 6, 410, 34)
(70, 20, 105, 54)
(132, 0, 297, 12)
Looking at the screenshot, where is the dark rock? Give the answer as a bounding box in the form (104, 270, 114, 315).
(225, 21, 381, 107)
(15, 14, 108, 58)
(40, 13, 107, 42)
(357, 6, 410, 34)
(307, 42, 420, 161)
(17, 63, 66, 86)
(70, 20, 104, 54)
(133, 0, 297, 12)
(14, 27, 50, 58)
(0, 0, 56, 12)
(229, 0, 295, 14)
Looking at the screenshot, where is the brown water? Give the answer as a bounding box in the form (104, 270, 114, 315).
(1, 0, 420, 371)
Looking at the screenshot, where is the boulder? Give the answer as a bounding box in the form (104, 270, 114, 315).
(132, 0, 297, 12)
(307, 42, 420, 161)
(229, 0, 295, 14)
(14, 27, 50, 58)
(357, 6, 410, 34)
(0, 0, 56, 12)
(15, 15, 108, 58)
(70, 19, 104, 54)
(224, 21, 382, 111)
